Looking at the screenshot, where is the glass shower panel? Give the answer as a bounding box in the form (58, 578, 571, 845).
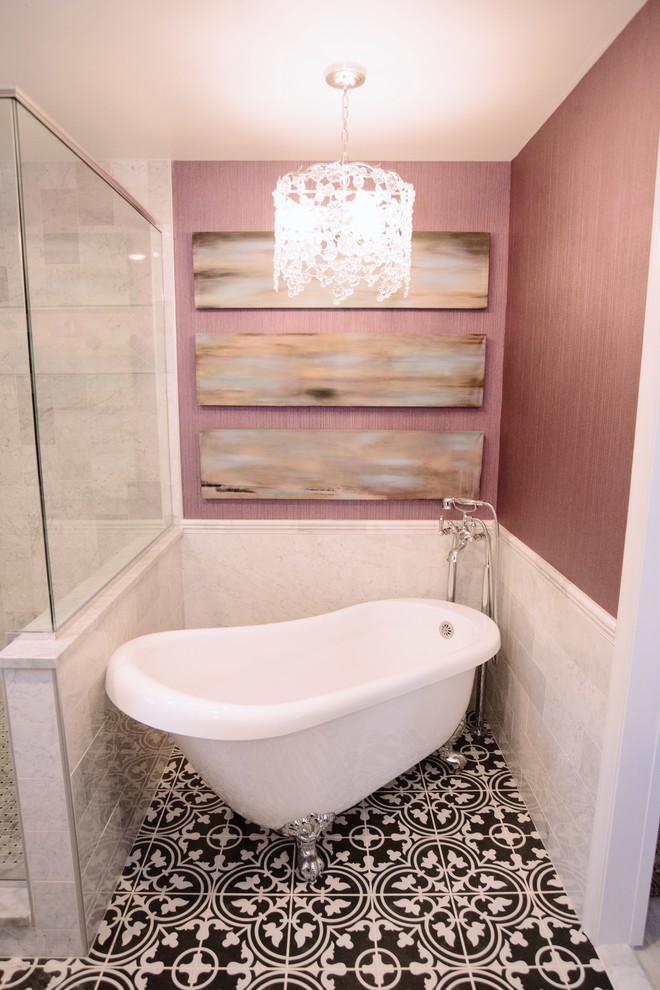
(0, 103, 51, 645)
(14, 104, 173, 630)
(0, 98, 47, 880)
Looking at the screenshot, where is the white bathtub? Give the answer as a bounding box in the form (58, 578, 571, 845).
(106, 598, 499, 835)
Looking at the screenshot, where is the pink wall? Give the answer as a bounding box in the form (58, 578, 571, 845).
(172, 161, 510, 519)
(498, 0, 660, 616)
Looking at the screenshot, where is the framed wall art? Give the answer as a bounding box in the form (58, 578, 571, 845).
(192, 231, 490, 310)
(195, 332, 486, 407)
(199, 428, 484, 500)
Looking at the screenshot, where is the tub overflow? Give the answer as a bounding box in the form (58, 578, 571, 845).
(439, 621, 454, 639)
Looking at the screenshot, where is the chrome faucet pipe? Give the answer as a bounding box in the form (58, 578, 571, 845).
(475, 517, 496, 624)
(440, 496, 500, 740)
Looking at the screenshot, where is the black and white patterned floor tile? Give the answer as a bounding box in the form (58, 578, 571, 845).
(0, 722, 615, 990)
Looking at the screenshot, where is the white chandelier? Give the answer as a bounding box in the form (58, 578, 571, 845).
(273, 62, 415, 306)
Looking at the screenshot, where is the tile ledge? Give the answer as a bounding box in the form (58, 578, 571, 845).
(500, 526, 616, 641)
(0, 527, 182, 668)
(183, 518, 442, 533)
(0, 883, 30, 925)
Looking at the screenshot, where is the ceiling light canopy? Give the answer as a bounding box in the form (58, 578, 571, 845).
(273, 62, 415, 306)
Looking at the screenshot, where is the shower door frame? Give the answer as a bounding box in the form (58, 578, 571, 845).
(0, 86, 160, 230)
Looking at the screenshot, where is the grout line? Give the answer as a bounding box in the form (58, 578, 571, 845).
(0, 721, 626, 988)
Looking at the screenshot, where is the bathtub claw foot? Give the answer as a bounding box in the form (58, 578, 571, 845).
(281, 813, 335, 882)
(438, 744, 468, 773)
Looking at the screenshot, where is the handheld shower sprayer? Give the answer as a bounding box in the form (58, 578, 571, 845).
(442, 496, 497, 517)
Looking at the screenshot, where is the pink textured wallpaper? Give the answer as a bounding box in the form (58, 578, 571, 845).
(498, 0, 660, 616)
(173, 161, 510, 519)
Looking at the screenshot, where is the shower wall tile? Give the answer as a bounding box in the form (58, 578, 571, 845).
(10, 721, 63, 782)
(16, 375, 43, 448)
(0, 663, 83, 954)
(28, 265, 142, 309)
(103, 159, 172, 226)
(487, 526, 615, 922)
(56, 530, 183, 946)
(30, 880, 81, 931)
(49, 373, 89, 410)
(19, 163, 75, 215)
(18, 777, 70, 833)
(94, 159, 181, 525)
(0, 312, 49, 638)
(0, 528, 183, 956)
(86, 372, 132, 408)
(1, 561, 42, 616)
(0, 164, 26, 308)
(40, 188, 79, 234)
(22, 167, 153, 309)
(2, 668, 58, 721)
(181, 520, 486, 630)
(80, 806, 131, 933)
(0, 333, 30, 392)
(79, 231, 131, 266)
(43, 232, 81, 266)
(5, 155, 174, 628)
(534, 624, 608, 748)
(501, 625, 545, 715)
(76, 163, 115, 226)
(32, 307, 157, 374)
(22, 829, 78, 882)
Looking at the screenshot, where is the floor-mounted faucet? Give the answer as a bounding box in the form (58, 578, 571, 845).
(440, 497, 499, 738)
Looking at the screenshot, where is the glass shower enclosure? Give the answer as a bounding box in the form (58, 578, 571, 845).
(0, 92, 173, 879)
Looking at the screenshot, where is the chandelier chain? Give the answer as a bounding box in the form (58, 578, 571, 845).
(341, 87, 350, 165)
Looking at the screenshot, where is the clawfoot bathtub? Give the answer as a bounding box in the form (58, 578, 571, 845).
(106, 598, 500, 879)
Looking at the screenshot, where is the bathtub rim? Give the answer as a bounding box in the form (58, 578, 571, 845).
(106, 597, 500, 741)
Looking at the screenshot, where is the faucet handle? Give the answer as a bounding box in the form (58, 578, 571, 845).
(439, 515, 455, 536)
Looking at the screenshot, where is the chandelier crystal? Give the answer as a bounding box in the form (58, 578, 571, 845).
(273, 63, 415, 306)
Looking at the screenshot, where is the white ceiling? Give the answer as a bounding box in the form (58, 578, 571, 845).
(0, 0, 647, 162)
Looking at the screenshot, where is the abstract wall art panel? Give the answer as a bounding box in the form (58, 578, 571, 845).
(192, 231, 490, 309)
(195, 332, 486, 407)
(199, 429, 483, 500)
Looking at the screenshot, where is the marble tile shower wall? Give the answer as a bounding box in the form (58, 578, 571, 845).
(3, 156, 168, 629)
(486, 527, 616, 919)
(0, 158, 50, 644)
(181, 520, 487, 630)
(100, 158, 182, 523)
(33, 159, 163, 582)
(0, 529, 183, 957)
